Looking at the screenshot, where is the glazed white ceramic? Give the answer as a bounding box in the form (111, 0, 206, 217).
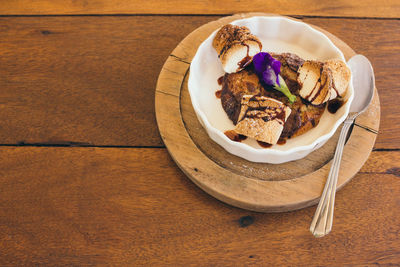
(188, 16, 354, 163)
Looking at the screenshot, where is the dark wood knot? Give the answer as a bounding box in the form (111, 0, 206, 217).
(41, 30, 52, 35)
(386, 167, 400, 177)
(239, 215, 254, 227)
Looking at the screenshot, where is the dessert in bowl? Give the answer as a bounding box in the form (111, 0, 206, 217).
(188, 16, 354, 163)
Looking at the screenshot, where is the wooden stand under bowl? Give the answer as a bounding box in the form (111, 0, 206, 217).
(155, 13, 380, 212)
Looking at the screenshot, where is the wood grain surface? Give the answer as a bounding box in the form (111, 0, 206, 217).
(0, 16, 398, 148)
(0, 3, 399, 265)
(0, 147, 399, 266)
(1, 0, 399, 18)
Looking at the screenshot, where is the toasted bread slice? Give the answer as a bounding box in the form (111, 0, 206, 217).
(220, 69, 264, 124)
(271, 52, 304, 82)
(297, 61, 332, 105)
(325, 59, 351, 99)
(234, 95, 291, 144)
(212, 24, 262, 73)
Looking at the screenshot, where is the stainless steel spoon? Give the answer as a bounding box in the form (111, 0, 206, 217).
(310, 54, 375, 237)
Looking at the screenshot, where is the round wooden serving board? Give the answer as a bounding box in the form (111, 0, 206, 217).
(155, 13, 380, 212)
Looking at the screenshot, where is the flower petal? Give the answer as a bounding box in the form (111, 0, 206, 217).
(270, 59, 281, 85)
(262, 66, 277, 86)
(252, 52, 267, 75)
(253, 52, 282, 87)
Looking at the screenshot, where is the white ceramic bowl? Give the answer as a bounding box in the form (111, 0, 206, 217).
(188, 16, 354, 163)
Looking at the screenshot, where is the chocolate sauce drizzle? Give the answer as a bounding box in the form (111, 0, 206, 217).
(236, 44, 252, 70)
(215, 89, 222, 98)
(257, 141, 272, 148)
(241, 96, 286, 125)
(224, 130, 247, 142)
(277, 138, 287, 145)
(327, 98, 345, 114)
(217, 75, 224, 85)
(331, 83, 340, 97)
(305, 66, 328, 103)
(257, 138, 286, 148)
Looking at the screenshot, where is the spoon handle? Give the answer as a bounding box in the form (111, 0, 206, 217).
(310, 117, 354, 237)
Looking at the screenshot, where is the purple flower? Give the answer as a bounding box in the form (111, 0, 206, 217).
(253, 52, 281, 86)
(252, 52, 297, 103)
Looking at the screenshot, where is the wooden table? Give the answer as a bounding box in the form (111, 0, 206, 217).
(0, 2, 399, 266)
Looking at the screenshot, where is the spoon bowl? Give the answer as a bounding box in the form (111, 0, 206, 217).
(347, 55, 375, 114)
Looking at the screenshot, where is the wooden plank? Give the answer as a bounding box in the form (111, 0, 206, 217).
(0, 0, 399, 18)
(0, 16, 398, 148)
(0, 147, 398, 265)
(0, 16, 216, 147)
